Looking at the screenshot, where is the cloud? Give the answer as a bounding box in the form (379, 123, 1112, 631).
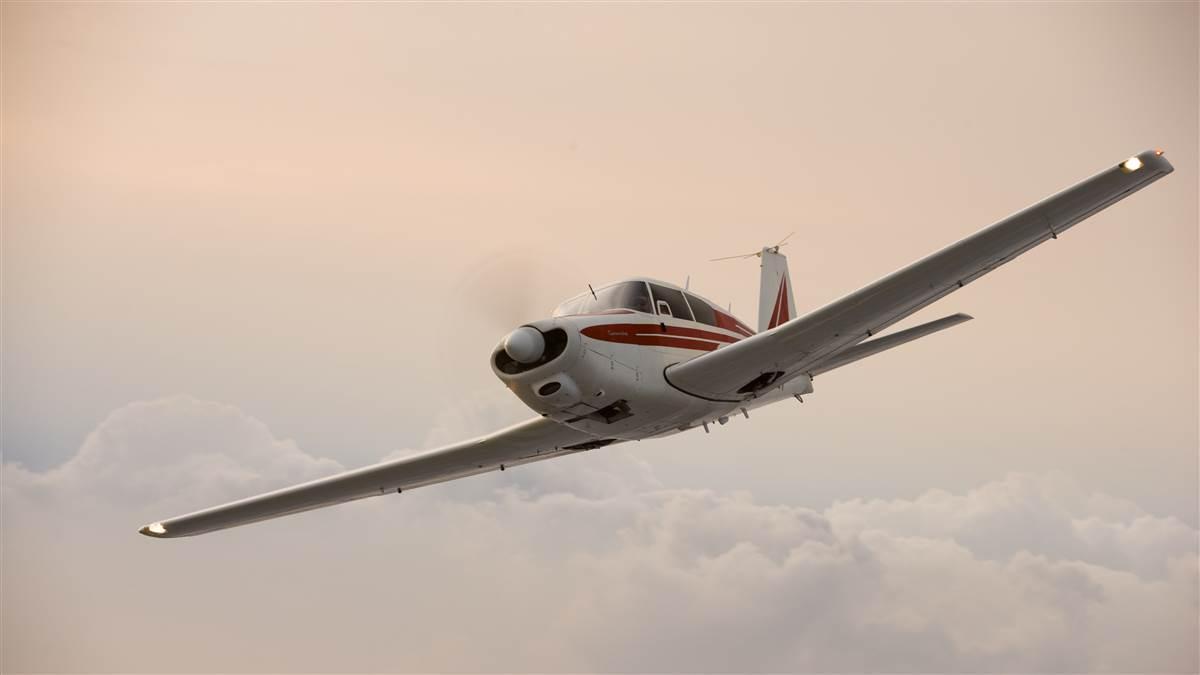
(827, 473, 1197, 580)
(3, 395, 343, 512)
(2, 396, 1197, 673)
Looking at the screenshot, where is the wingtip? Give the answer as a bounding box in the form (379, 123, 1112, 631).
(1132, 149, 1173, 175)
(138, 522, 169, 538)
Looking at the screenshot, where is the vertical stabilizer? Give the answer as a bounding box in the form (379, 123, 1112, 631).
(758, 247, 796, 333)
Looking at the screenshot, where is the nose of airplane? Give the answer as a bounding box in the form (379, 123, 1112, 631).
(502, 326, 545, 363)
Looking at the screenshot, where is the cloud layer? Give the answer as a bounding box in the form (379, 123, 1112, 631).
(3, 396, 1196, 672)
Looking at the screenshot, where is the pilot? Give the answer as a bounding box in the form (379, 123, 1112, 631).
(629, 293, 653, 314)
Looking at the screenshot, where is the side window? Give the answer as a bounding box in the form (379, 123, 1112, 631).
(685, 293, 719, 328)
(649, 284, 694, 321)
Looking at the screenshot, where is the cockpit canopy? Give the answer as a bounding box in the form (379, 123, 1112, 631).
(553, 279, 753, 335)
(553, 281, 653, 316)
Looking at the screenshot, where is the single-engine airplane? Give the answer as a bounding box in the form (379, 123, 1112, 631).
(140, 149, 1174, 538)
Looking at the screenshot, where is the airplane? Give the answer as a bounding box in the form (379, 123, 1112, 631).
(139, 149, 1174, 538)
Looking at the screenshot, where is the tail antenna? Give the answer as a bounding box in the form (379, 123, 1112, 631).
(709, 231, 796, 262)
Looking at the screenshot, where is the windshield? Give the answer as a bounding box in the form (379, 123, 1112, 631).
(553, 281, 653, 316)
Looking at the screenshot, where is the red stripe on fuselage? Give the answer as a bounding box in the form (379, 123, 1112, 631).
(581, 322, 741, 351)
(589, 333, 720, 352)
(714, 310, 755, 337)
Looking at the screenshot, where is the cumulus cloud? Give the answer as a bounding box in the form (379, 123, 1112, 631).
(3, 396, 343, 510)
(2, 396, 1197, 673)
(827, 473, 1197, 580)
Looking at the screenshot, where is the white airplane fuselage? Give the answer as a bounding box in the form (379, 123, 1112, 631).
(490, 279, 812, 442)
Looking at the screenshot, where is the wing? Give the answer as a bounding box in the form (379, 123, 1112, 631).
(666, 150, 1174, 401)
(138, 417, 604, 538)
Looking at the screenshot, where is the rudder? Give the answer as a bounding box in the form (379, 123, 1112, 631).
(758, 247, 797, 333)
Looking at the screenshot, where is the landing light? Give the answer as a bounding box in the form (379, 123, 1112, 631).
(1121, 156, 1143, 173)
(146, 522, 166, 535)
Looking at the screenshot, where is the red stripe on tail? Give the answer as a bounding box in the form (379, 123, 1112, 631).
(767, 279, 790, 329)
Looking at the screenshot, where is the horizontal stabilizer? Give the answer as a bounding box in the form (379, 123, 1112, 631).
(810, 313, 973, 376)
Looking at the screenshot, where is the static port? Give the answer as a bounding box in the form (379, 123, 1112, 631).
(537, 381, 562, 396)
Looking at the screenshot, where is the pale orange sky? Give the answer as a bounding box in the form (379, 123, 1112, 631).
(2, 2, 1197, 671)
(5, 0, 1195, 508)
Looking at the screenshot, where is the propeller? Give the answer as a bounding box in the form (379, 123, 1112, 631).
(433, 250, 557, 375)
(453, 251, 554, 334)
(709, 231, 795, 262)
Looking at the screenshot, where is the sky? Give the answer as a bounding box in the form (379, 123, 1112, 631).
(2, 2, 1197, 672)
